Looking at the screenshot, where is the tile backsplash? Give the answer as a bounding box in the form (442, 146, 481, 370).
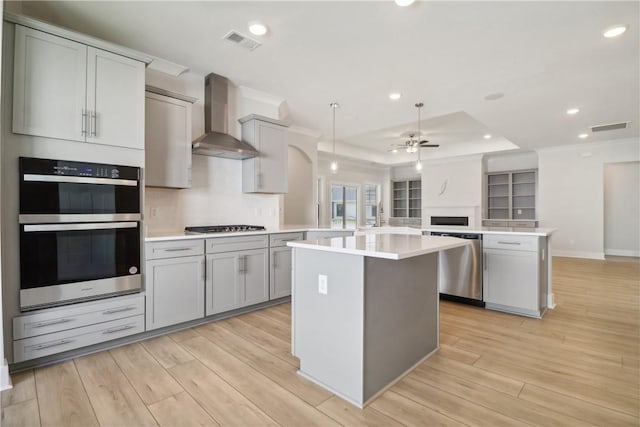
(144, 155, 280, 234)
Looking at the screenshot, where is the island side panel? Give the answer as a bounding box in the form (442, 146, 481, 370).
(292, 247, 365, 405)
(362, 252, 439, 402)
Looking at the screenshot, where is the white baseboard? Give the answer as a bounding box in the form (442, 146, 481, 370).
(0, 358, 12, 391)
(553, 250, 605, 260)
(604, 248, 640, 257)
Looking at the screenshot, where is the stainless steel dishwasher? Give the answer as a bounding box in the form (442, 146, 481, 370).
(429, 231, 484, 306)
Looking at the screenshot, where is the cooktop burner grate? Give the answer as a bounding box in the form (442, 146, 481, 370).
(184, 225, 266, 234)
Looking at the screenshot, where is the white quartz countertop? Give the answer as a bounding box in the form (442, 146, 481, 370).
(287, 234, 470, 260)
(145, 225, 556, 242)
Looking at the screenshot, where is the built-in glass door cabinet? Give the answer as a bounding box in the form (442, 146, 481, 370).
(12, 25, 145, 149)
(392, 180, 422, 218)
(241, 115, 289, 193)
(145, 88, 196, 188)
(487, 170, 537, 223)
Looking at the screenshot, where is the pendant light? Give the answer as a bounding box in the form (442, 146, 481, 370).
(330, 102, 340, 173)
(415, 102, 424, 171)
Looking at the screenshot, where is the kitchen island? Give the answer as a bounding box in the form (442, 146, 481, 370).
(287, 233, 469, 408)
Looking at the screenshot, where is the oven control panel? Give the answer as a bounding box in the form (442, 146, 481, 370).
(19, 157, 139, 180)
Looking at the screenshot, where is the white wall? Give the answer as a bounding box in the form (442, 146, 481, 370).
(538, 138, 640, 259)
(485, 151, 538, 172)
(317, 154, 390, 228)
(421, 155, 484, 227)
(284, 144, 315, 226)
(604, 161, 640, 257)
(144, 69, 283, 233)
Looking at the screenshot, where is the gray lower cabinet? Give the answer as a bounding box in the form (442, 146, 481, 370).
(13, 293, 145, 362)
(145, 239, 205, 330)
(305, 230, 355, 239)
(483, 234, 547, 318)
(206, 235, 269, 316)
(269, 232, 304, 299)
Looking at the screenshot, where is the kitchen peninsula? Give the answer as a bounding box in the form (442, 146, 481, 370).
(288, 233, 469, 408)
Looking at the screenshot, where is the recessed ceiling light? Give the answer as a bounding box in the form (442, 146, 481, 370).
(391, 149, 398, 154)
(395, 0, 415, 6)
(603, 25, 627, 38)
(566, 108, 580, 115)
(389, 93, 401, 101)
(483, 134, 492, 139)
(484, 92, 504, 101)
(578, 133, 589, 139)
(248, 21, 268, 36)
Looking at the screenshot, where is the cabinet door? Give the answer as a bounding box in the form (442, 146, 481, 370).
(145, 92, 192, 188)
(243, 120, 288, 193)
(483, 249, 539, 311)
(206, 253, 240, 315)
(270, 246, 292, 299)
(146, 256, 205, 330)
(240, 248, 269, 307)
(86, 47, 145, 149)
(13, 25, 87, 142)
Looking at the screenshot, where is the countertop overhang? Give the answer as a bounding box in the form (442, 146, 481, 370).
(287, 234, 470, 260)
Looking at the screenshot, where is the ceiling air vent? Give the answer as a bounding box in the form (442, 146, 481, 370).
(222, 30, 262, 51)
(591, 122, 629, 132)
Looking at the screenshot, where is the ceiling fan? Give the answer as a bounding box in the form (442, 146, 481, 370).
(389, 103, 440, 153)
(389, 133, 440, 153)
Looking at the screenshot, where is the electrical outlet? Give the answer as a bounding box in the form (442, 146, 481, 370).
(318, 274, 328, 295)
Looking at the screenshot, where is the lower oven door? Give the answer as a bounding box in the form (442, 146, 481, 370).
(19, 222, 141, 310)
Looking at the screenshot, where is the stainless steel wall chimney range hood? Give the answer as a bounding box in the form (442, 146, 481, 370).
(192, 73, 259, 159)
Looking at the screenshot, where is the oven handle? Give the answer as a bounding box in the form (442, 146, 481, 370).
(23, 222, 138, 232)
(23, 174, 138, 187)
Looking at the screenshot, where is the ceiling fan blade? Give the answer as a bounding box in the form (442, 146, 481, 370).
(420, 144, 440, 148)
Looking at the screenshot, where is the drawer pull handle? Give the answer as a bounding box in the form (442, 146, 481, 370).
(103, 324, 136, 334)
(32, 318, 74, 328)
(164, 247, 192, 252)
(33, 339, 73, 350)
(278, 239, 298, 243)
(103, 306, 136, 315)
(497, 241, 521, 245)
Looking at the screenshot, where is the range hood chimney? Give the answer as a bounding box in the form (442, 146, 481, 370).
(192, 73, 259, 159)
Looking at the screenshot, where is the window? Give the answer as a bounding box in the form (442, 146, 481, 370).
(392, 179, 421, 218)
(331, 185, 357, 229)
(364, 184, 378, 226)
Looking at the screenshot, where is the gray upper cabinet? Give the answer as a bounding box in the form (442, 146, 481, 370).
(145, 89, 195, 188)
(241, 115, 288, 194)
(12, 25, 145, 150)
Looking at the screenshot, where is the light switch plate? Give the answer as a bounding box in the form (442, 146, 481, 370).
(318, 274, 328, 295)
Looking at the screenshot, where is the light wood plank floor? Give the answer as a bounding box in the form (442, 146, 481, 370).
(3, 256, 639, 426)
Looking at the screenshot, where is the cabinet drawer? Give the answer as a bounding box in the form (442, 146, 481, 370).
(207, 235, 269, 253)
(13, 293, 144, 340)
(483, 234, 539, 251)
(270, 232, 304, 247)
(146, 240, 204, 260)
(14, 315, 144, 363)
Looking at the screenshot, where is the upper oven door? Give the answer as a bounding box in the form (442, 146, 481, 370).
(19, 157, 140, 223)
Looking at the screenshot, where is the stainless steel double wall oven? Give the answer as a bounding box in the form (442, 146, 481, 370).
(19, 157, 142, 311)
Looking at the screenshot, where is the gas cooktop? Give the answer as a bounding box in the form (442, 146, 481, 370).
(184, 225, 266, 234)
